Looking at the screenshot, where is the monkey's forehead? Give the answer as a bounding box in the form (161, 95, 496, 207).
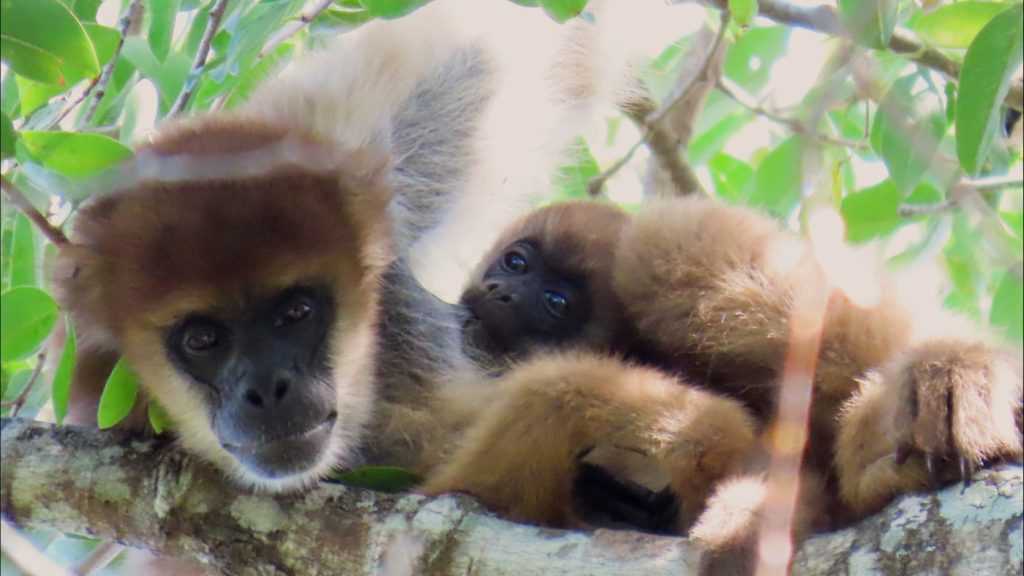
(70, 171, 384, 322)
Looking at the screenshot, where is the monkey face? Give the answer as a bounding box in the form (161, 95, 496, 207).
(461, 239, 592, 360)
(55, 119, 393, 491)
(163, 285, 338, 479)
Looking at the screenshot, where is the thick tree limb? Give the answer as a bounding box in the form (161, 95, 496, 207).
(2, 419, 1022, 575)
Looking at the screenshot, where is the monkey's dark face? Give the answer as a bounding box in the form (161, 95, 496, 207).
(461, 240, 591, 361)
(164, 284, 338, 479)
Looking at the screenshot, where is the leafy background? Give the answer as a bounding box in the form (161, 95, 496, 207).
(1, 0, 1021, 572)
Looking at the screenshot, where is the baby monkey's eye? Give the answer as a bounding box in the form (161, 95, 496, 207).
(183, 323, 220, 354)
(502, 251, 528, 274)
(276, 298, 314, 327)
(543, 290, 569, 318)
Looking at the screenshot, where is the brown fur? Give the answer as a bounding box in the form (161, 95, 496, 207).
(612, 196, 1023, 541)
(53, 118, 394, 488)
(422, 353, 758, 530)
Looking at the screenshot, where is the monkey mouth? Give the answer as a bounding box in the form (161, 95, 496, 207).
(223, 411, 338, 478)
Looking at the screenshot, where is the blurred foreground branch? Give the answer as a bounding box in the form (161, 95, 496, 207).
(2, 419, 1022, 575)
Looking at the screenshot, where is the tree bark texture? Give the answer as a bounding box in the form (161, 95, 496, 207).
(2, 418, 1021, 575)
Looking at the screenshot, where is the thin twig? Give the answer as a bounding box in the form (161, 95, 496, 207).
(5, 352, 47, 418)
(717, 77, 870, 150)
(898, 199, 956, 217)
(586, 138, 647, 197)
(168, 0, 232, 116)
(1, 176, 69, 246)
(82, 0, 143, 125)
(589, 14, 729, 197)
(74, 541, 124, 576)
(260, 0, 335, 58)
(963, 174, 1024, 191)
(50, 77, 100, 128)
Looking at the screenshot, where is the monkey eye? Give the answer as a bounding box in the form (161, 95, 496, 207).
(502, 250, 528, 274)
(182, 322, 220, 354)
(543, 290, 569, 318)
(275, 298, 314, 327)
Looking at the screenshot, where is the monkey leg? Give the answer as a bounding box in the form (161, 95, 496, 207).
(420, 353, 758, 530)
(836, 340, 1024, 516)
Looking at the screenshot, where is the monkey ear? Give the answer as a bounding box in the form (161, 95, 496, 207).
(51, 244, 118, 351)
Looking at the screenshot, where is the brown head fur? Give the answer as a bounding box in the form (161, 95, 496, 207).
(465, 201, 633, 356)
(52, 115, 395, 489)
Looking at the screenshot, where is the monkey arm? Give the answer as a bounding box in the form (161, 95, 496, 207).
(420, 353, 758, 532)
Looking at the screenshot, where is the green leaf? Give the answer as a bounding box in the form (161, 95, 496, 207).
(838, 0, 899, 49)
(9, 213, 36, 288)
(11, 25, 120, 116)
(360, 0, 429, 19)
(14, 75, 65, 116)
(708, 153, 754, 203)
(329, 466, 421, 493)
(83, 24, 122, 67)
(871, 74, 947, 194)
(0, 0, 100, 84)
(121, 37, 191, 112)
(943, 214, 983, 317)
(0, 287, 58, 362)
(841, 179, 902, 243)
(0, 112, 16, 159)
(724, 26, 789, 93)
(912, 2, 1008, 49)
(97, 359, 139, 429)
(0, 36, 65, 85)
(748, 136, 803, 218)
(71, 0, 105, 22)
(148, 400, 172, 433)
(540, 0, 588, 22)
(688, 111, 752, 165)
(729, 0, 758, 26)
(552, 138, 599, 200)
(52, 319, 76, 425)
(148, 0, 182, 62)
(20, 131, 132, 179)
(990, 271, 1023, 342)
(956, 3, 1024, 174)
(1, 74, 20, 117)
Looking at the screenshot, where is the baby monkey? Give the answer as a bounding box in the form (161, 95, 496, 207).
(455, 197, 1023, 571)
(460, 201, 636, 368)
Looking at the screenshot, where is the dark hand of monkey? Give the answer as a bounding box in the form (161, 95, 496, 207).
(573, 462, 680, 535)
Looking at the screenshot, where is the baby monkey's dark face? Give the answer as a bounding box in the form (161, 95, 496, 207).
(461, 240, 592, 362)
(166, 284, 337, 480)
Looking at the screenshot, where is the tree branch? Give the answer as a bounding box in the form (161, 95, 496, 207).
(717, 77, 870, 150)
(0, 176, 69, 246)
(701, 0, 1023, 111)
(168, 0, 232, 116)
(82, 0, 144, 125)
(260, 0, 336, 58)
(2, 419, 1021, 575)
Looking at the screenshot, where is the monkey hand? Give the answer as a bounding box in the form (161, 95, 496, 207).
(836, 340, 1023, 516)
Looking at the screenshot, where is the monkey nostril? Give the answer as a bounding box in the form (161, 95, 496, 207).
(244, 389, 264, 408)
(498, 293, 513, 304)
(274, 378, 290, 401)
